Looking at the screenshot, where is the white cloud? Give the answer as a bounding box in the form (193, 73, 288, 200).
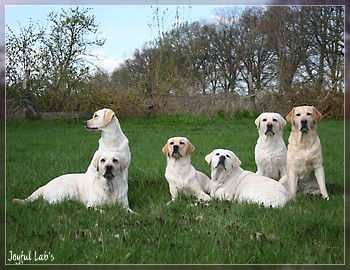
(86, 49, 131, 74)
(95, 57, 128, 73)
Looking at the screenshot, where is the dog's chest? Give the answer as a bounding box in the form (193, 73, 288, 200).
(289, 143, 321, 165)
(165, 164, 194, 186)
(289, 146, 322, 180)
(211, 182, 235, 200)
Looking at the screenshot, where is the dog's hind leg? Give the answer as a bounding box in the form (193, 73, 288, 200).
(12, 186, 45, 204)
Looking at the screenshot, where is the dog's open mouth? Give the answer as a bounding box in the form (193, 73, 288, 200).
(215, 156, 227, 170)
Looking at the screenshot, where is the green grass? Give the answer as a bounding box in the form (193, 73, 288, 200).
(5, 115, 344, 264)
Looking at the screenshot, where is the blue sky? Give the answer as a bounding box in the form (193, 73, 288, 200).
(5, 4, 234, 73)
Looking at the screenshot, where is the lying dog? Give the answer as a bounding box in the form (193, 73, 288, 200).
(162, 137, 211, 203)
(13, 151, 131, 210)
(254, 112, 287, 180)
(84, 108, 131, 174)
(205, 149, 290, 208)
(280, 106, 329, 200)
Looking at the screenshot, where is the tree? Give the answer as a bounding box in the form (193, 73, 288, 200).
(6, 19, 45, 117)
(235, 7, 275, 98)
(303, 6, 344, 91)
(263, 6, 308, 93)
(211, 7, 241, 93)
(6, 7, 105, 115)
(40, 7, 105, 111)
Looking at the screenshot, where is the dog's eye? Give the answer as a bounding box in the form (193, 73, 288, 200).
(273, 118, 277, 122)
(262, 119, 267, 122)
(169, 142, 174, 145)
(296, 113, 301, 117)
(215, 153, 220, 156)
(94, 114, 98, 118)
(179, 141, 185, 145)
(307, 112, 312, 116)
(113, 158, 119, 163)
(226, 154, 230, 158)
(100, 159, 105, 163)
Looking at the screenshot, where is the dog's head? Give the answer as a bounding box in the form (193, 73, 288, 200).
(93, 151, 128, 180)
(286, 106, 322, 133)
(255, 112, 286, 136)
(162, 137, 195, 159)
(205, 149, 241, 171)
(84, 108, 115, 132)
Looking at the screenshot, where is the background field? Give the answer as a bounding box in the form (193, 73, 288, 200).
(5, 115, 344, 264)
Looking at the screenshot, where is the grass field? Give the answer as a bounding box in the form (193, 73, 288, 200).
(5, 115, 344, 265)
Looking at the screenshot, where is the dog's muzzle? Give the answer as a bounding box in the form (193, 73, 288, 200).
(300, 120, 309, 132)
(215, 155, 227, 170)
(265, 123, 275, 136)
(84, 121, 98, 131)
(103, 165, 115, 179)
(171, 145, 182, 158)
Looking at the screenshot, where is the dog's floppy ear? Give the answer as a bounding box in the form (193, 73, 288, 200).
(278, 114, 287, 129)
(162, 143, 169, 156)
(204, 152, 213, 165)
(103, 109, 115, 125)
(186, 141, 195, 155)
(118, 157, 129, 171)
(254, 115, 261, 129)
(93, 155, 100, 171)
(312, 106, 322, 122)
(286, 107, 295, 125)
(232, 155, 241, 169)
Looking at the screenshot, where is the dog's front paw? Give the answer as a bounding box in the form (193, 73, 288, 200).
(198, 193, 211, 202)
(322, 194, 330, 201)
(166, 200, 174, 206)
(127, 208, 138, 215)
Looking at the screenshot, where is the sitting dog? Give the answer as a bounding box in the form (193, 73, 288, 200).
(84, 108, 131, 177)
(254, 112, 287, 180)
(280, 106, 329, 200)
(205, 149, 290, 208)
(12, 151, 131, 210)
(162, 137, 211, 203)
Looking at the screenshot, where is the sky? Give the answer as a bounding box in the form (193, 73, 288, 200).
(4, 4, 239, 73)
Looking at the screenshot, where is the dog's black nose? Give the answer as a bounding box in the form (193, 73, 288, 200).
(267, 123, 273, 129)
(219, 155, 226, 162)
(301, 119, 308, 127)
(106, 165, 113, 172)
(173, 145, 179, 152)
(215, 155, 227, 170)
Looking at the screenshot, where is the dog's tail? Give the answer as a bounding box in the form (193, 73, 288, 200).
(12, 186, 44, 205)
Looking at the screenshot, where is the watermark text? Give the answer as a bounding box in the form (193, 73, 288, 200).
(7, 250, 55, 264)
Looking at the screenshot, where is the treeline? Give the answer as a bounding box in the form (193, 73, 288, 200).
(6, 6, 344, 118)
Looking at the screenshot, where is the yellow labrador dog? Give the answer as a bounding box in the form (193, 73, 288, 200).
(13, 151, 131, 210)
(254, 112, 287, 180)
(162, 137, 211, 203)
(205, 149, 290, 208)
(85, 108, 131, 173)
(280, 106, 329, 200)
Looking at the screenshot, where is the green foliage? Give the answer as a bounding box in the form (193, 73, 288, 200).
(233, 109, 259, 119)
(6, 116, 344, 264)
(6, 7, 105, 116)
(216, 109, 226, 119)
(6, 6, 344, 118)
